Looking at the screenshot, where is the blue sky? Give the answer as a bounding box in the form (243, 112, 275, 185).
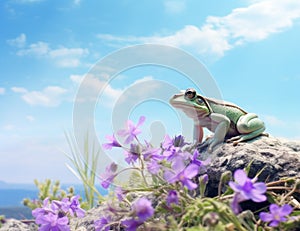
(1, 0, 300, 184)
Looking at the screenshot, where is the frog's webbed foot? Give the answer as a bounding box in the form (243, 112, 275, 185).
(197, 137, 223, 153)
(197, 140, 210, 152)
(226, 131, 269, 146)
(226, 135, 242, 146)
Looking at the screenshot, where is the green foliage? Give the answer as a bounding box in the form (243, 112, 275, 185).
(64, 131, 103, 209)
(0, 215, 5, 228)
(23, 179, 75, 210)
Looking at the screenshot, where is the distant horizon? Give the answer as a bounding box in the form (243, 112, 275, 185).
(0, 181, 108, 208)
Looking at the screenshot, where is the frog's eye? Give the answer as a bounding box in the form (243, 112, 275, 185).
(184, 88, 196, 100)
(197, 97, 204, 104)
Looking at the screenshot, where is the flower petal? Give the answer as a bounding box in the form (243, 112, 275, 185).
(231, 194, 242, 214)
(234, 169, 247, 185)
(125, 135, 134, 144)
(259, 212, 273, 222)
(184, 179, 198, 190)
(117, 129, 128, 136)
(269, 220, 280, 227)
(164, 170, 176, 183)
(253, 182, 267, 193)
(137, 116, 146, 127)
(184, 164, 199, 179)
(250, 193, 266, 202)
(269, 204, 280, 213)
(228, 182, 241, 192)
(171, 156, 186, 173)
(280, 204, 293, 216)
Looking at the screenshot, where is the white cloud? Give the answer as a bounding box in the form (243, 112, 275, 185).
(17, 41, 49, 56)
(56, 58, 81, 68)
(49, 47, 88, 58)
(14, 86, 67, 107)
(71, 73, 123, 105)
(7, 33, 26, 48)
(207, 0, 300, 44)
(132, 76, 154, 84)
(12, 35, 89, 67)
(71, 74, 158, 108)
(0, 87, 5, 94)
(164, 0, 186, 14)
(70, 74, 83, 84)
(11, 86, 28, 93)
(98, 0, 300, 58)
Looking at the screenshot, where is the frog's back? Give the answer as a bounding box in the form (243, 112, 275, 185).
(206, 97, 247, 124)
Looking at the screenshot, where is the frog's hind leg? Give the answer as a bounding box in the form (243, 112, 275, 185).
(227, 113, 266, 145)
(229, 127, 266, 145)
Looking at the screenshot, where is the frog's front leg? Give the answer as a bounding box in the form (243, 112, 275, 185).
(194, 124, 204, 143)
(207, 113, 230, 152)
(227, 113, 265, 145)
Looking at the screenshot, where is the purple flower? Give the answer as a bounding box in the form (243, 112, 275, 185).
(162, 135, 188, 149)
(231, 193, 243, 214)
(166, 190, 179, 206)
(35, 213, 70, 231)
(102, 135, 121, 150)
(32, 198, 58, 219)
(162, 135, 173, 150)
(69, 196, 85, 217)
(115, 186, 125, 201)
(100, 162, 118, 189)
(190, 150, 210, 171)
(132, 197, 154, 222)
(124, 144, 140, 164)
(142, 146, 162, 161)
(163, 146, 181, 160)
(164, 158, 199, 190)
(95, 216, 111, 231)
(229, 169, 267, 203)
(199, 174, 208, 185)
(32, 199, 48, 218)
(59, 196, 85, 218)
(118, 116, 145, 144)
(173, 135, 188, 147)
(147, 159, 161, 174)
(121, 219, 142, 231)
(121, 198, 154, 231)
(260, 204, 293, 227)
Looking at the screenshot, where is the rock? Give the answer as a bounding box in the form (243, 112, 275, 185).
(70, 206, 103, 231)
(200, 136, 300, 196)
(0, 219, 37, 231)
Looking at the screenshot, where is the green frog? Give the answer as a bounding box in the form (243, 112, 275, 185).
(170, 88, 266, 152)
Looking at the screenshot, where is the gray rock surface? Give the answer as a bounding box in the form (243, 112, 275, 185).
(202, 136, 300, 196)
(70, 206, 102, 231)
(2, 136, 299, 231)
(0, 219, 37, 231)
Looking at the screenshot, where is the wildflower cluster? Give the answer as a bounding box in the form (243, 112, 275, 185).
(32, 196, 85, 231)
(229, 169, 295, 228)
(94, 116, 299, 230)
(95, 116, 210, 230)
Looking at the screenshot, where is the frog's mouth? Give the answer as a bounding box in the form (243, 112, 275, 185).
(169, 99, 209, 120)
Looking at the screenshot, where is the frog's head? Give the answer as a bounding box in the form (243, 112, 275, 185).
(169, 88, 211, 120)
